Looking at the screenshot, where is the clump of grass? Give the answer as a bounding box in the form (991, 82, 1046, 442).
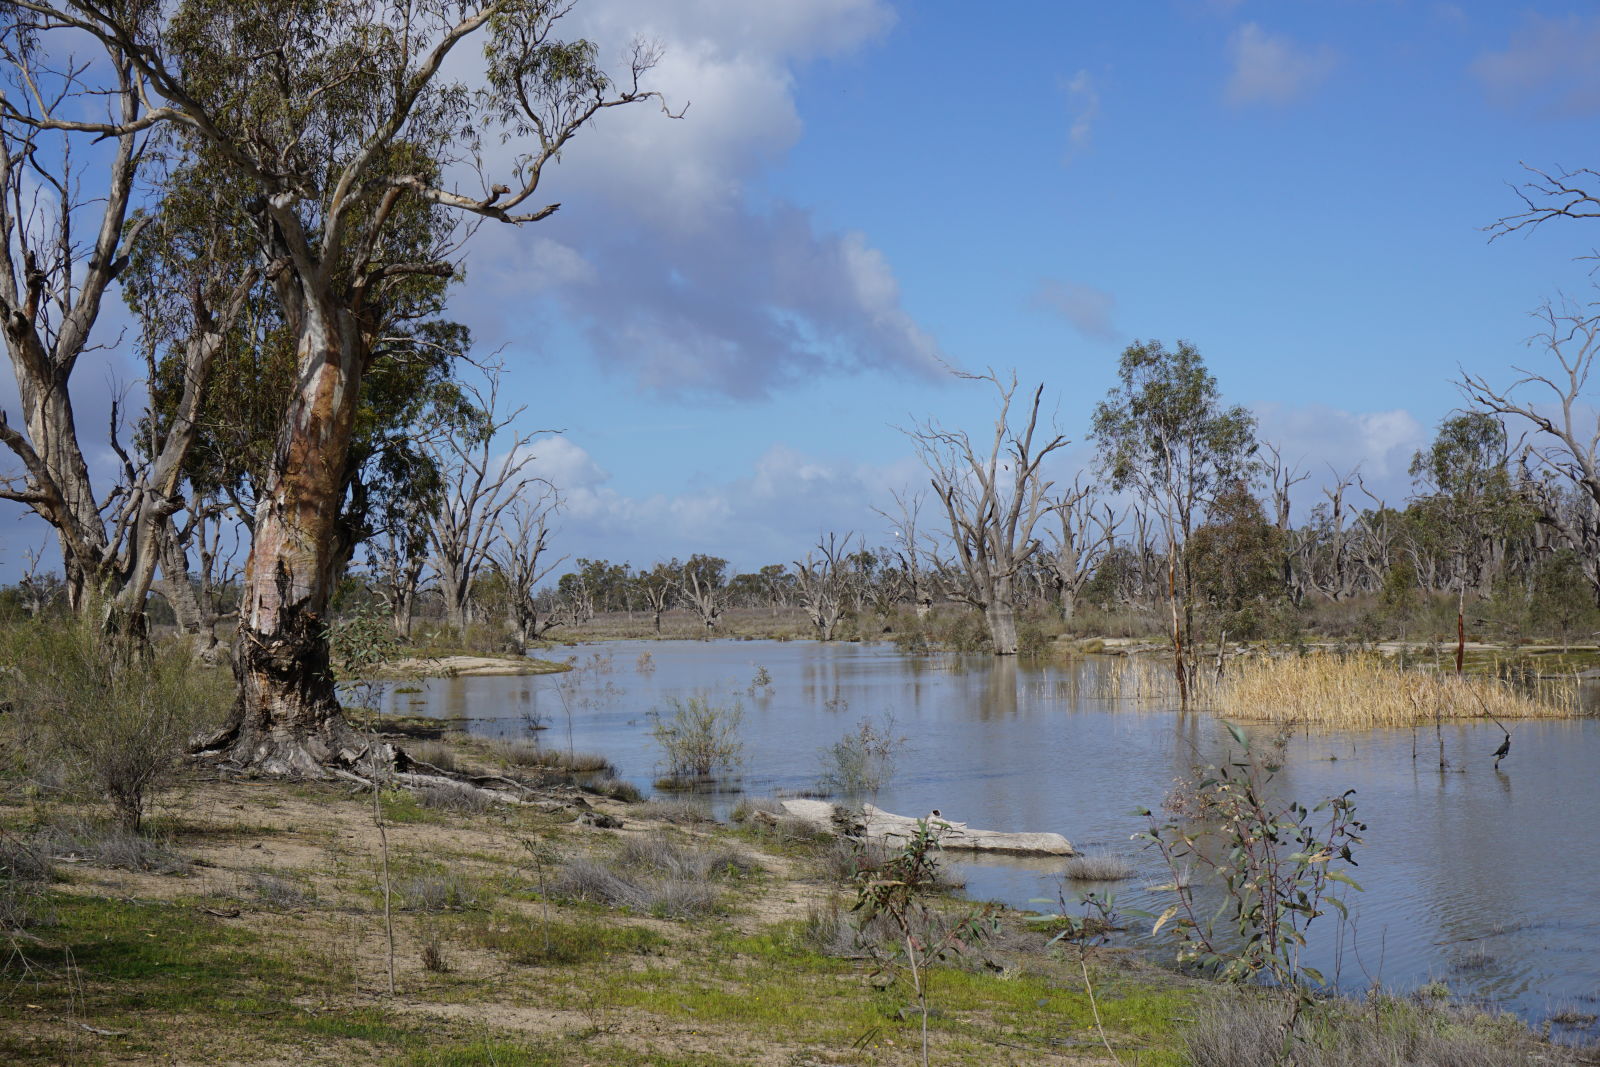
(1184, 990, 1578, 1067)
(1062, 854, 1136, 882)
(551, 838, 753, 918)
(584, 777, 642, 803)
(397, 872, 480, 912)
(619, 836, 755, 880)
(1216, 652, 1580, 726)
(244, 871, 316, 909)
(464, 912, 665, 965)
(490, 740, 615, 776)
(419, 936, 450, 973)
(412, 780, 493, 813)
(635, 799, 715, 825)
(30, 815, 190, 873)
(405, 740, 466, 774)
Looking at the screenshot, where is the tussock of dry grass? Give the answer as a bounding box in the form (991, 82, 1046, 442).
(1215, 653, 1580, 727)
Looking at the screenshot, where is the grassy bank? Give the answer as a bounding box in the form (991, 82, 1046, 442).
(0, 728, 1587, 1065)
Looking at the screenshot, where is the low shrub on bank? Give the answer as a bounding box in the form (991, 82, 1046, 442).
(0, 622, 228, 830)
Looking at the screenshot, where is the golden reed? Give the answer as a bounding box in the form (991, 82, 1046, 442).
(1088, 651, 1583, 725)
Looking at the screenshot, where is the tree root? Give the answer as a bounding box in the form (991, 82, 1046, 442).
(193, 721, 591, 811)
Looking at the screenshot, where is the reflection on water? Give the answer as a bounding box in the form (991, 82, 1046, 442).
(367, 639, 1600, 1030)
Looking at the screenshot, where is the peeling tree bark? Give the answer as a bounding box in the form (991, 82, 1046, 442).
(206, 305, 370, 773)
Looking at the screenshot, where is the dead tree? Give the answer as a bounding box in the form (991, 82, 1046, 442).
(793, 532, 851, 641)
(0, 34, 251, 631)
(1462, 302, 1600, 598)
(424, 368, 543, 637)
(1040, 478, 1117, 622)
(877, 489, 934, 618)
(491, 488, 565, 647)
(676, 555, 728, 634)
(1262, 443, 1309, 602)
(908, 371, 1068, 655)
(637, 563, 676, 634)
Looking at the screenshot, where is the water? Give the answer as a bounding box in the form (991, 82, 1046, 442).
(367, 639, 1600, 1034)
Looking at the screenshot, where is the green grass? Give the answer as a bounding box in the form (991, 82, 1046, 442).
(459, 910, 668, 965)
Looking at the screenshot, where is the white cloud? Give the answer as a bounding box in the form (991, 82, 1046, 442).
(1032, 278, 1118, 341)
(535, 438, 924, 570)
(1253, 402, 1426, 510)
(447, 0, 943, 398)
(1063, 69, 1100, 157)
(520, 435, 611, 491)
(1473, 14, 1600, 115)
(1225, 23, 1337, 107)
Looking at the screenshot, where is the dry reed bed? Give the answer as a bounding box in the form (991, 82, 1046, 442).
(1089, 651, 1585, 726)
(1216, 653, 1581, 727)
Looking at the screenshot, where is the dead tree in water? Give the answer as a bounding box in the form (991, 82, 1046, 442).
(793, 533, 851, 641)
(908, 371, 1067, 655)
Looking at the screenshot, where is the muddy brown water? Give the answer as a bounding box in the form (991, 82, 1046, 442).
(363, 638, 1600, 1037)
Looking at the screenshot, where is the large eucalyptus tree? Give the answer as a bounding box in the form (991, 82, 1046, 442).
(3, 0, 668, 772)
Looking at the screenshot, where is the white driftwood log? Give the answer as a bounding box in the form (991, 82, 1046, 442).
(779, 799, 1073, 856)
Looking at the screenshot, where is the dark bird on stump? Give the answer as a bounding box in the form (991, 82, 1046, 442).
(1492, 733, 1511, 770)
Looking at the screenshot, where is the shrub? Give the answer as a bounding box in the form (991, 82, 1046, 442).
(648, 694, 743, 781)
(816, 716, 903, 803)
(0, 831, 53, 932)
(0, 622, 227, 830)
(1137, 722, 1365, 1046)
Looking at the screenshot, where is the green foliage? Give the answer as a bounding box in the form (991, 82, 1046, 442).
(1091, 339, 1259, 512)
(1378, 556, 1421, 621)
(1407, 413, 1536, 591)
(1530, 548, 1596, 645)
(1136, 728, 1365, 1048)
(649, 694, 744, 780)
(328, 607, 402, 684)
(852, 819, 1001, 1067)
(1189, 481, 1285, 639)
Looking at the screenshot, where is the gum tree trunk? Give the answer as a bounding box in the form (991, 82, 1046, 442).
(985, 574, 1019, 655)
(204, 303, 369, 774)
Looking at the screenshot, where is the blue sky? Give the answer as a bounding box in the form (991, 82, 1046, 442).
(7, 0, 1600, 581)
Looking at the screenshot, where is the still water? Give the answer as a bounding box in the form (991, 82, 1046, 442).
(370, 639, 1600, 1033)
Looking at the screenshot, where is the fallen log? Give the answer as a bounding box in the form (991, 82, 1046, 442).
(779, 799, 1074, 857)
